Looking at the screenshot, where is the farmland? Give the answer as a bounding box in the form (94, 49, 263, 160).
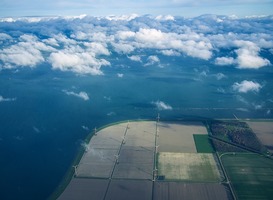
(221, 153, 273, 200)
(193, 134, 215, 153)
(53, 119, 273, 200)
(157, 152, 221, 182)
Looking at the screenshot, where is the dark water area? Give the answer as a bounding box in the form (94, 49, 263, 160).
(0, 55, 272, 199)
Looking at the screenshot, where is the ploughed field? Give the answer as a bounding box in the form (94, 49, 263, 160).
(54, 120, 273, 200)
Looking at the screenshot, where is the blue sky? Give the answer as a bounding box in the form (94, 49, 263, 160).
(0, 0, 273, 17)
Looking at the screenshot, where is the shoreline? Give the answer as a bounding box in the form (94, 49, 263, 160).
(48, 117, 273, 200)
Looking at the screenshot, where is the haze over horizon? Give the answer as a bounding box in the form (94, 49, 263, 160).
(1, 0, 273, 17)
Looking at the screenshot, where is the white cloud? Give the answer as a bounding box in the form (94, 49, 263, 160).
(84, 42, 110, 56)
(42, 38, 60, 47)
(145, 55, 160, 66)
(63, 90, 89, 101)
(0, 33, 12, 40)
(0, 34, 55, 68)
(214, 73, 227, 80)
(155, 15, 175, 21)
(117, 73, 124, 78)
(116, 28, 213, 60)
(160, 49, 181, 56)
(128, 55, 142, 62)
(81, 125, 89, 131)
(0, 95, 16, 102)
(0, 46, 43, 68)
(1, 15, 273, 74)
(112, 42, 135, 54)
(232, 80, 262, 93)
(49, 51, 110, 75)
(234, 40, 271, 69)
(215, 57, 235, 66)
(152, 100, 173, 110)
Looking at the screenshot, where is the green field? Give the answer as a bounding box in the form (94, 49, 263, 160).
(221, 153, 273, 200)
(193, 134, 215, 153)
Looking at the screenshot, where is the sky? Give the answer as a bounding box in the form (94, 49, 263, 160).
(0, 0, 273, 17)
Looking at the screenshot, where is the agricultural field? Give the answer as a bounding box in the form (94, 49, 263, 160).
(58, 178, 109, 200)
(56, 120, 232, 200)
(247, 121, 273, 153)
(221, 153, 273, 200)
(105, 180, 152, 200)
(193, 134, 215, 153)
(157, 121, 207, 153)
(153, 182, 230, 200)
(157, 152, 221, 182)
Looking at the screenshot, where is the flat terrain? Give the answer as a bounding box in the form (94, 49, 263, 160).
(157, 122, 207, 153)
(57, 178, 108, 200)
(153, 182, 230, 200)
(193, 134, 215, 153)
(221, 153, 273, 200)
(157, 152, 221, 182)
(105, 180, 152, 200)
(57, 120, 229, 200)
(247, 121, 273, 153)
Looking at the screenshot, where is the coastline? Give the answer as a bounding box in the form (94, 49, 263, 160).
(49, 117, 273, 200)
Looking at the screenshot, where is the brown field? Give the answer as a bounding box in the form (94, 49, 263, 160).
(124, 121, 156, 148)
(88, 123, 126, 149)
(247, 121, 273, 152)
(76, 148, 117, 178)
(113, 146, 154, 179)
(105, 180, 152, 200)
(57, 178, 108, 200)
(153, 182, 230, 200)
(56, 121, 229, 200)
(157, 122, 207, 153)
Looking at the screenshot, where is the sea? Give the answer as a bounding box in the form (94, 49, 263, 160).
(0, 17, 273, 199)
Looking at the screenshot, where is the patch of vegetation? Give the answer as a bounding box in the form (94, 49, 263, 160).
(222, 153, 273, 200)
(193, 134, 215, 153)
(211, 138, 247, 153)
(209, 120, 264, 153)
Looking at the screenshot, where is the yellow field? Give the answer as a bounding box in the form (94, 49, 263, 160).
(157, 152, 221, 182)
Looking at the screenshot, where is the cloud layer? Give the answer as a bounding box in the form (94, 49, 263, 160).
(0, 14, 272, 74)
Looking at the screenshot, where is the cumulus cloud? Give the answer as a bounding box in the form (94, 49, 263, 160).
(152, 100, 173, 110)
(117, 73, 124, 78)
(0, 33, 12, 41)
(214, 73, 227, 80)
(128, 55, 142, 62)
(112, 42, 135, 54)
(235, 40, 271, 69)
(62, 90, 89, 101)
(0, 34, 55, 68)
(215, 57, 235, 66)
(232, 80, 262, 93)
(49, 51, 110, 75)
(115, 28, 213, 60)
(145, 55, 160, 66)
(160, 49, 181, 56)
(0, 95, 16, 102)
